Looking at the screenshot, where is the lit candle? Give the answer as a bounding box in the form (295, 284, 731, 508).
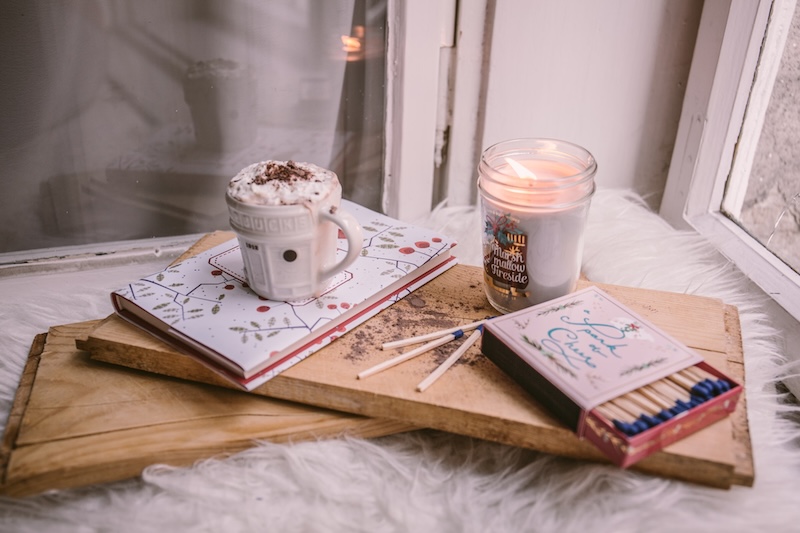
(478, 138, 597, 313)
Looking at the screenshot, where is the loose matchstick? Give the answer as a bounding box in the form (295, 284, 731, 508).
(358, 331, 464, 380)
(381, 318, 490, 350)
(416, 327, 483, 392)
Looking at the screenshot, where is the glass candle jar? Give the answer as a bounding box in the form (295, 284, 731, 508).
(478, 138, 597, 314)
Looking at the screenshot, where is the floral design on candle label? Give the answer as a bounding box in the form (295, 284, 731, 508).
(483, 212, 530, 294)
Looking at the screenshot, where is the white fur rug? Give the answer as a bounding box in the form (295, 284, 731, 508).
(1, 188, 800, 532)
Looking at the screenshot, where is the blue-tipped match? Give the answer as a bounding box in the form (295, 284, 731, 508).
(632, 418, 651, 433)
(689, 394, 707, 407)
(641, 414, 663, 428)
(656, 409, 673, 422)
(690, 384, 712, 401)
(452, 329, 465, 340)
(702, 378, 722, 395)
(705, 378, 731, 395)
(608, 376, 736, 437)
(613, 419, 636, 436)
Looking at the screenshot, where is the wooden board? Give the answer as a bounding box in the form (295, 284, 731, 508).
(0, 322, 414, 498)
(79, 233, 755, 489)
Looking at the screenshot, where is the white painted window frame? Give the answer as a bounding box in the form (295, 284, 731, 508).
(384, 0, 491, 215)
(383, 0, 458, 221)
(660, 0, 800, 321)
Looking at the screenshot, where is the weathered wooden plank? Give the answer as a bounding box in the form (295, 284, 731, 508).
(0, 322, 413, 498)
(83, 259, 753, 488)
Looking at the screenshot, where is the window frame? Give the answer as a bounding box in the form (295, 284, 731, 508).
(383, 0, 457, 220)
(1, 0, 458, 269)
(660, 0, 800, 321)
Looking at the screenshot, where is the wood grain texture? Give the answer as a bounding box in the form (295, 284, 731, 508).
(0, 332, 46, 487)
(82, 257, 755, 489)
(722, 304, 754, 487)
(0, 322, 414, 498)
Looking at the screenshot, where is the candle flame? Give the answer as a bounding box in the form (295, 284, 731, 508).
(505, 157, 538, 180)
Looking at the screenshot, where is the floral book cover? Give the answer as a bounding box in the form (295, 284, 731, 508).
(111, 200, 458, 391)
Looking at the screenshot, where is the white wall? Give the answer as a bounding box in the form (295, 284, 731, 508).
(479, 0, 702, 209)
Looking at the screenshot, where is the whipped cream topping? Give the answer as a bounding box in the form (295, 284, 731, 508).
(228, 160, 338, 206)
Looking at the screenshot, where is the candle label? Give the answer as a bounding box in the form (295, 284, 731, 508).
(483, 211, 530, 295)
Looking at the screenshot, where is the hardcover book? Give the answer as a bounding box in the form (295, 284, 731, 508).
(112, 200, 457, 390)
(481, 285, 743, 467)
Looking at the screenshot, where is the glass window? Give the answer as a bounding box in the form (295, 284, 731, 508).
(661, 0, 800, 322)
(722, 2, 800, 274)
(0, 0, 387, 256)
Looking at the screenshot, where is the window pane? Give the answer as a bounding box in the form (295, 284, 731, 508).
(723, 3, 799, 273)
(0, 0, 386, 255)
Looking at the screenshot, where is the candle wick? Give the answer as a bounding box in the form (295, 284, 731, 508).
(505, 157, 538, 180)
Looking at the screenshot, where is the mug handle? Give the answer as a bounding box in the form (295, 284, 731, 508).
(319, 208, 363, 281)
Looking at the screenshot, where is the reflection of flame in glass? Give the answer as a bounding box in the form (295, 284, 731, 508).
(341, 25, 365, 61)
(341, 35, 362, 52)
(505, 157, 538, 180)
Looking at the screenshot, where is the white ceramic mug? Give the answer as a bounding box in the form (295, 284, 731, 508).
(226, 162, 362, 301)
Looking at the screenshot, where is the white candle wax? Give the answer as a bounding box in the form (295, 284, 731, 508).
(478, 139, 596, 313)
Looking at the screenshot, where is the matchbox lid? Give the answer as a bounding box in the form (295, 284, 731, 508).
(482, 286, 703, 411)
